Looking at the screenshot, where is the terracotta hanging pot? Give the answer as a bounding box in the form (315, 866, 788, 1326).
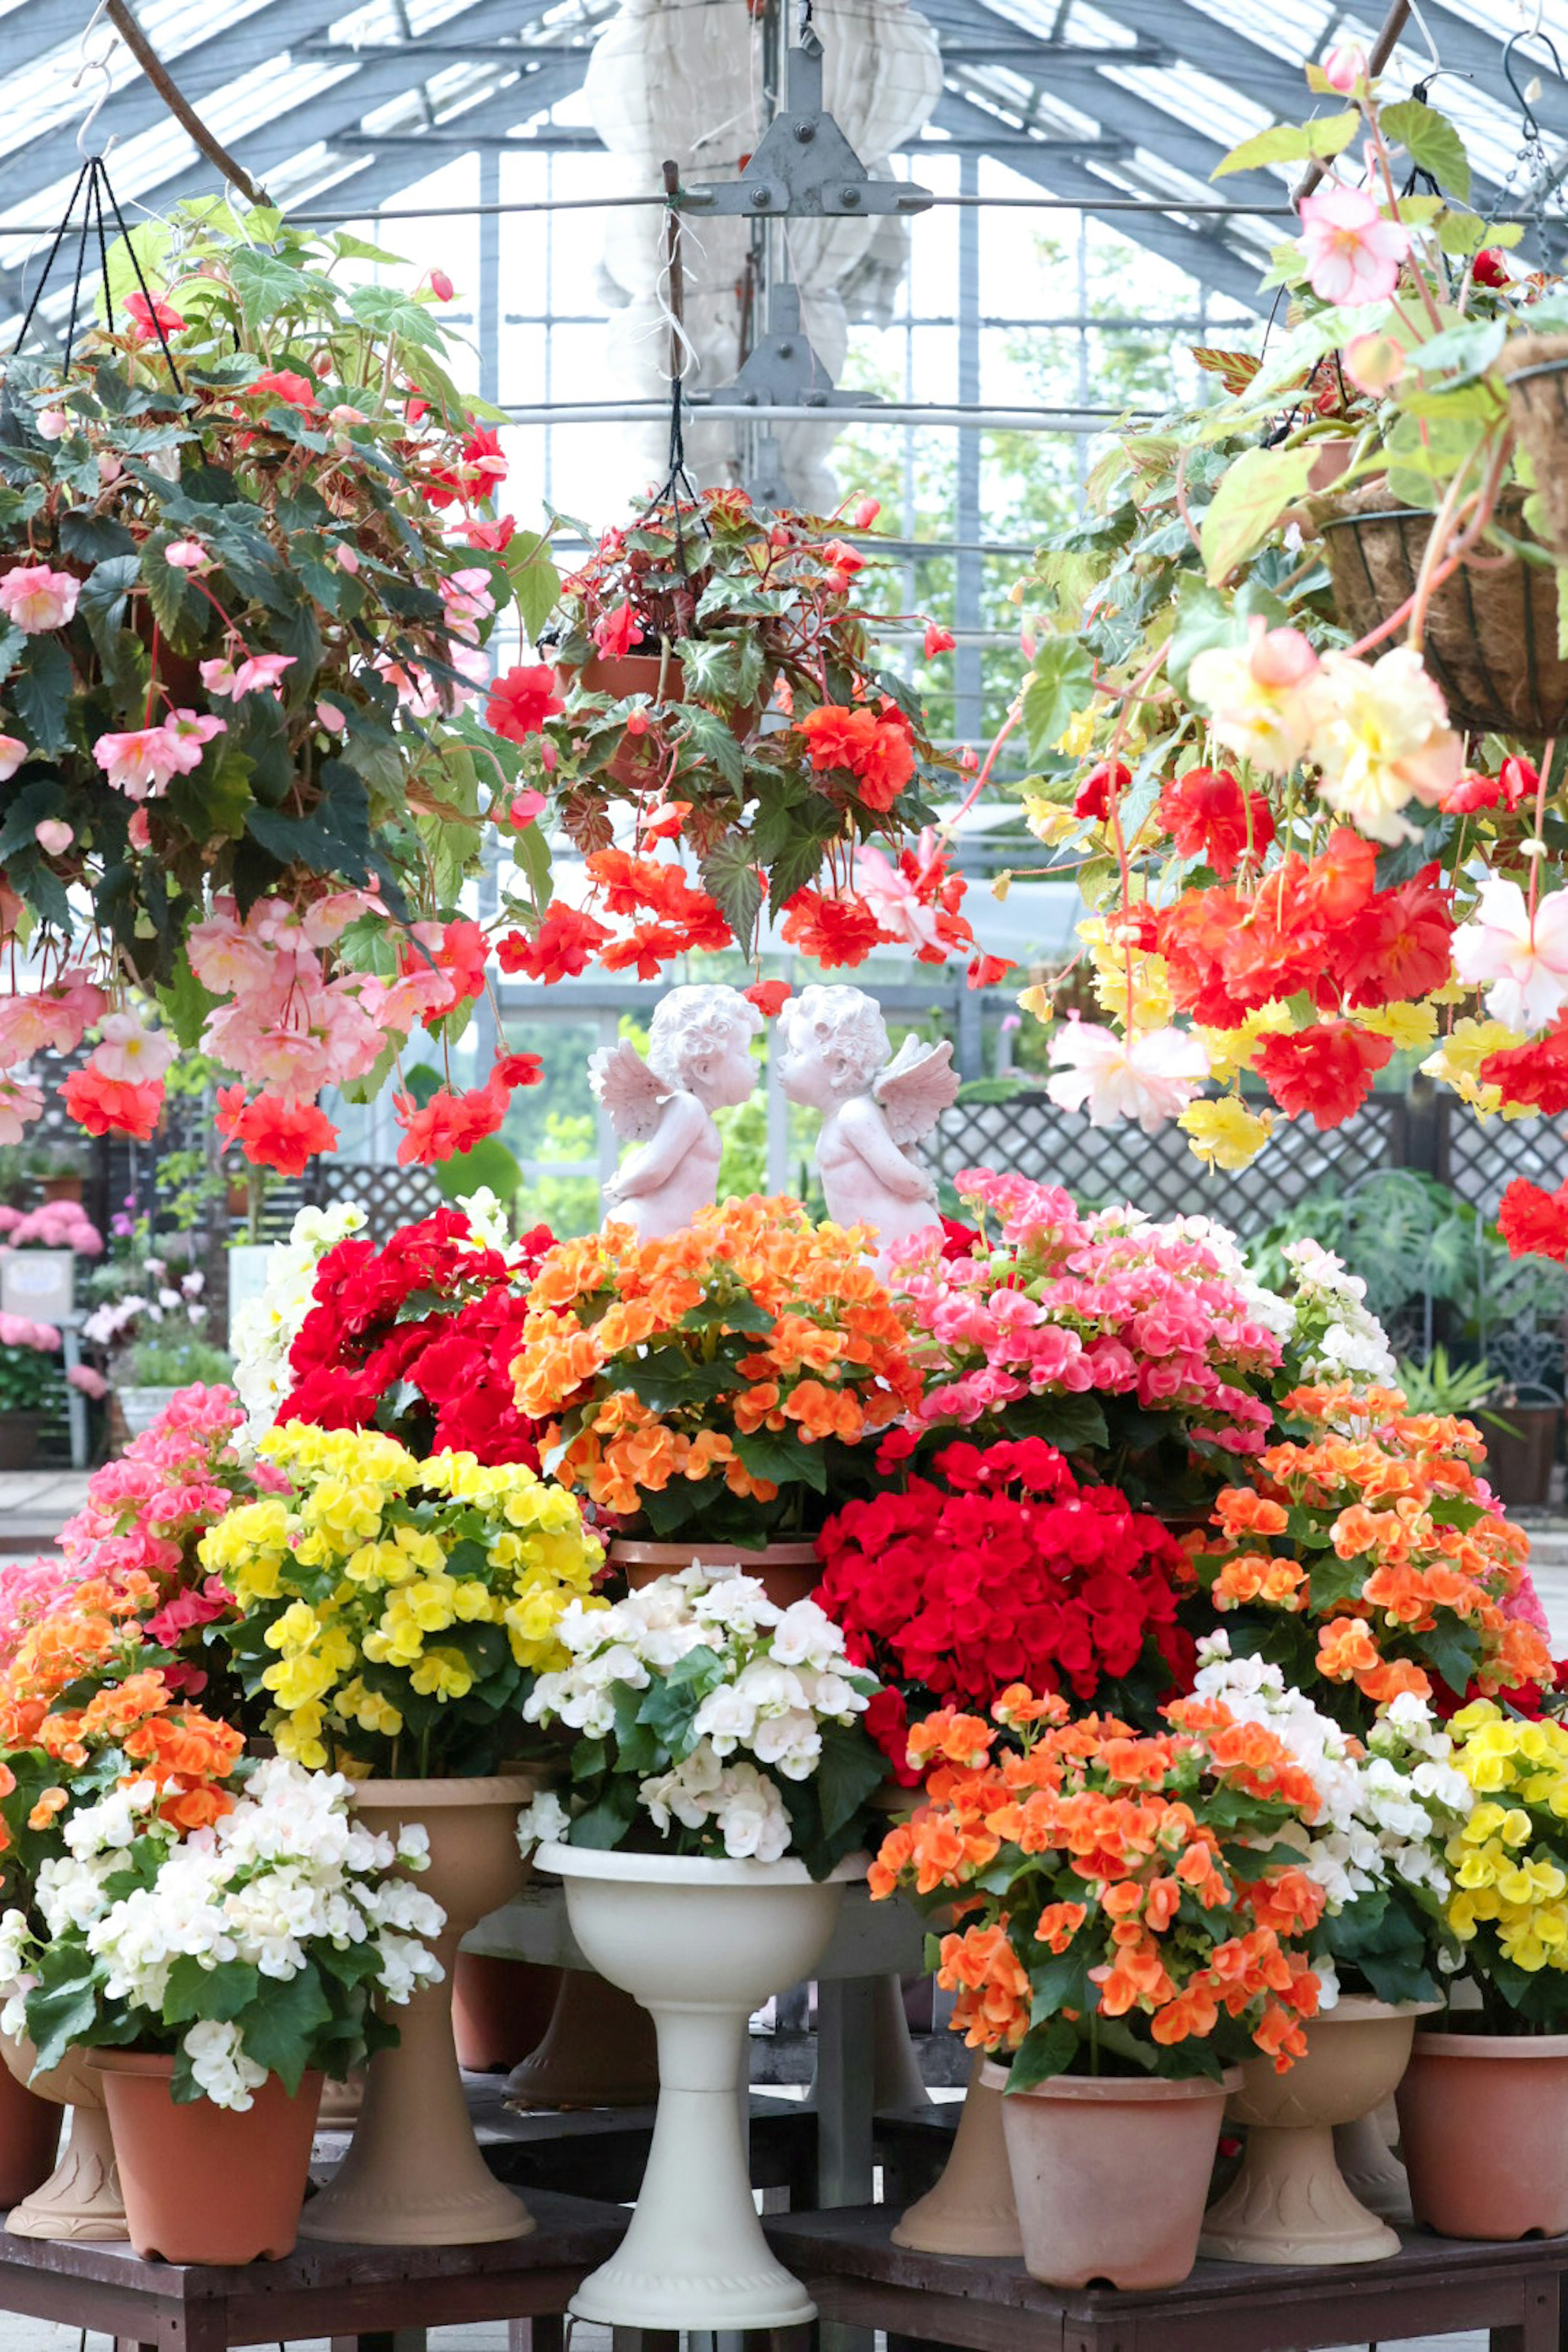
(540, 1841, 862, 2330)
(1198, 1996, 1436, 2265)
(0, 2036, 125, 2241)
(988, 2058, 1238, 2290)
(506, 1970, 659, 2108)
(893, 2050, 1021, 2257)
(0, 2042, 60, 2208)
(608, 1537, 821, 1610)
(452, 1955, 561, 2074)
(95, 2053, 321, 2264)
(1311, 477, 1568, 739)
(1396, 2027, 1568, 2238)
(297, 1773, 536, 2247)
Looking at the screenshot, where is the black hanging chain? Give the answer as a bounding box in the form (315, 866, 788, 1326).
(11, 153, 182, 394)
(654, 160, 706, 584)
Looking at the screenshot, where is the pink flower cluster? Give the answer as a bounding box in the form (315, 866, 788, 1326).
(0, 1313, 60, 1351)
(891, 1168, 1283, 1456)
(54, 1381, 269, 1594)
(93, 709, 226, 802)
(0, 1554, 81, 1672)
(0, 1201, 102, 1254)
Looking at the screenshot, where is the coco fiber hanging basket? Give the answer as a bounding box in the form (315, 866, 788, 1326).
(1312, 476, 1568, 741)
(1504, 331, 1568, 562)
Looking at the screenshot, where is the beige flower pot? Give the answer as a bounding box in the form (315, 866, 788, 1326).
(893, 2051, 1022, 2256)
(987, 2058, 1238, 2290)
(0, 2037, 125, 2241)
(297, 1775, 535, 2247)
(608, 1538, 820, 1609)
(1199, 1997, 1435, 2266)
(1397, 2029, 1568, 2239)
(506, 1971, 659, 2108)
(1333, 2099, 1411, 2223)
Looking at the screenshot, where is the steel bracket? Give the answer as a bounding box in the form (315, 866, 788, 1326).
(702, 283, 880, 410)
(677, 28, 933, 218)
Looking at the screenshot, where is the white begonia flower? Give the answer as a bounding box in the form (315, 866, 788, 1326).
(515, 1791, 571, 1855)
(455, 1186, 510, 1254)
(184, 2019, 268, 2113)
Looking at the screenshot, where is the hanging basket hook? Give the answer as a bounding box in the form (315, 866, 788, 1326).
(73, 0, 120, 160)
(1503, 26, 1568, 146)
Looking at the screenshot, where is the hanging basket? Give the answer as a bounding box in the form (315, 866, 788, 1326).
(1312, 478, 1568, 740)
(1504, 332, 1568, 561)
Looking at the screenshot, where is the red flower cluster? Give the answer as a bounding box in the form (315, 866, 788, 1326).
(499, 904, 613, 984)
(61, 1069, 162, 1142)
(391, 1052, 544, 1167)
(1499, 1177, 1568, 1263)
(797, 701, 916, 813)
(1251, 1022, 1394, 1131)
(582, 848, 732, 976)
(814, 1432, 1194, 1780)
(1156, 767, 1275, 879)
(1480, 1022, 1568, 1115)
(488, 665, 565, 744)
(279, 1208, 556, 1464)
(216, 1087, 339, 1176)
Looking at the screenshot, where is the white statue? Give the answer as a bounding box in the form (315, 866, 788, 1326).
(777, 984, 958, 1274)
(590, 983, 762, 1240)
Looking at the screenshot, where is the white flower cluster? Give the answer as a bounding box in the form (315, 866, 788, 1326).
(2, 1757, 444, 2111)
(523, 1569, 872, 1862)
(1195, 1634, 1474, 2006)
(1280, 1238, 1399, 1391)
(231, 1203, 366, 1434)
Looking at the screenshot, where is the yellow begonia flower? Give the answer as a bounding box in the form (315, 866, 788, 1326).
(1421, 1018, 1535, 1120)
(1054, 707, 1097, 758)
(1357, 1001, 1438, 1051)
(1076, 913, 1173, 1031)
(410, 1648, 475, 1700)
(1017, 982, 1054, 1024)
(1197, 1002, 1294, 1084)
(1178, 1097, 1274, 1172)
(1023, 794, 1079, 848)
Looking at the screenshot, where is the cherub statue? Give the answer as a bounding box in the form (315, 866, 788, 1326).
(777, 984, 958, 1275)
(590, 983, 762, 1240)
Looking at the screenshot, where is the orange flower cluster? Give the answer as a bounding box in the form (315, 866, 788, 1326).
(1191, 1384, 1552, 1717)
(515, 1196, 921, 1539)
(871, 1688, 1325, 2080)
(0, 1574, 156, 1751)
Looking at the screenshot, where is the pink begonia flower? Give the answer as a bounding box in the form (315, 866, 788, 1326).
(1297, 182, 1410, 305)
(853, 836, 949, 956)
(0, 975, 106, 1067)
(200, 652, 295, 700)
(440, 567, 497, 636)
(1452, 875, 1568, 1034)
(1188, 618, 1322, 775)
(66, 1363, 109, 1400)
(161, 709, 227, 770)
(328, 404, 368, 427)
(0, 565, 80, 633)
(98, 453, 121, 486)
(1343, 331, 1405, 396)
(1046, 1017, 1211, 1132)
(0, 1077, 44, 1145)
(93, 725, 182, 800)
(127, 809, 151, 851)
(0, 737, 27, 782)
(335, 543, 360, 575)
(90, 1012, 178, 1085)
(508, 790, 547, 827)
(35, 409, 68, 441)
(1309, 645, 1463, 844)
(316, 700, 346, 733)
(1321, 42, 1367, 92)
(33, 820, 72, 855)
(0, 1313, 58, 1350)
(163, 538, 210, 571)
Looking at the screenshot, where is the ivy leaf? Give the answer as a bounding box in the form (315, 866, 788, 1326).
(1020, 637, 1094, 762)
(699, 839, 763, 953)
(11, 636, 73, 757)
(1381, 99, 1471, 201)
(1200, 445, 1314, 584)
(1213, 111, 1359, 177)
(765, 820, 836, 918)
(228, 248, 317, 335)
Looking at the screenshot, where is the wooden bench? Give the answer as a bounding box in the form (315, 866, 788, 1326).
(764, 2203, 1566, 2352)
(0, 2185, 625, 2352)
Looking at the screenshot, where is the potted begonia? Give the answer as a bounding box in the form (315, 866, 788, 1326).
(516, 1194, 922, 1595)
(0, 1313, 63, 1468)
(1393, 1699, 1568, 2240)
(521, 1565, 886, 2330)
(199, 1420, 603, 2247)
(0, 1757, 443, 2264)
(869, 1688, 1327, 2290)
(0, 200, 555, 1180)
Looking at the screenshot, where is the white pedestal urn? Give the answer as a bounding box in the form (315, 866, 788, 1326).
(0, 2038, 125, 2241)
(539, 1842, 864, 2328)
(298, 1775, 535, 2247)
(892, 2049, 1022, 2255)
(1199, 1997, 1437, 2265)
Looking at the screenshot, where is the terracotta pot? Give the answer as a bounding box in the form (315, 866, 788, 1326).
(987, 2058, 1238, 2290)
(1481, 1404, 1560, 1510)
(0, 2035, 125, 2241)
(609, 1537, 821, 1610)
(506, 1970, 659, 2108)
(0, 2045, 60, 2207)
(452, 1954, 561, 2074)
(1199, 1996, 1435, 2265)
(893, 2050, 1021, 2257)
(572, 651, 686, 702)
(95, 2053, 321, 2263)
(0, 1414, 48, 1473)
(1397, 2028, 1568, 2238)
(297, 1774, 535, 2247)
(38, 1176, 83, 1206)
(1312, 478, 1568, 739)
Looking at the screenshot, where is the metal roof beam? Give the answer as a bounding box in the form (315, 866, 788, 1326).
(931, 86, 1268, 307)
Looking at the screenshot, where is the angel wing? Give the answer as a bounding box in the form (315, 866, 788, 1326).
(873, 1036, 959, 1146)
(588, 1040, 671, 1142)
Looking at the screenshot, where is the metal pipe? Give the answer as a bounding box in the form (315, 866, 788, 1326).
(502, 400, 1142, 428)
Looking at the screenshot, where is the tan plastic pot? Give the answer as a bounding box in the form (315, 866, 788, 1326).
(893, 2050, 1021, 2256)
(0, 2034, 125, 2240)
(96, 2052, 321, 2263)
(1397, 2029, 1568, 2239)
(0, 2043, 60, 2207)
(506, 1969, 659, 2107)
(609, 1538, 821, 1610)
(985, 2058, 1238, 2290)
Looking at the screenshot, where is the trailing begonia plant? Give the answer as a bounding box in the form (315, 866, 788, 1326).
(0, 199, 556, 1171)
(519, 1566, 886, 1878)
(1440, 1699, 1568, 2026)
(869, 1687, 1327, 2082)
(490, 486, 988, 982)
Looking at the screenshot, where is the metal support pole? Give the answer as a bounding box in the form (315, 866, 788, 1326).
(953, 153, 983, 749)
(478, 149, 499, 410)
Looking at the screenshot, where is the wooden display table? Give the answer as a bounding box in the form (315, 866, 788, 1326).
(0, 2186, 625, 2352)
(764, 2204, 1565, 2352)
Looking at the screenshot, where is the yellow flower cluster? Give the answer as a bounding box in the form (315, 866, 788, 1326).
(198, 1423, 604, 1771)
(1446, 1702, 1568, 1974)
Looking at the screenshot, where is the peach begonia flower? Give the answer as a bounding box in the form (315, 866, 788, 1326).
(1298, 182, 1411, 305)
(1046, 1016, 1211, 1132)
(1187, 618, 1322, 777)
(1308, 646, 1463, 845)
(1452, 875, 1568, 1036)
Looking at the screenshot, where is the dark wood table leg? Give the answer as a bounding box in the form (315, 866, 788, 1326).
(509, 2320, 565, 2352)
(329, 2333, 428, 2352)
(1498, 2267, 1559, 2352)
(611, 2331, 681, 2352)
